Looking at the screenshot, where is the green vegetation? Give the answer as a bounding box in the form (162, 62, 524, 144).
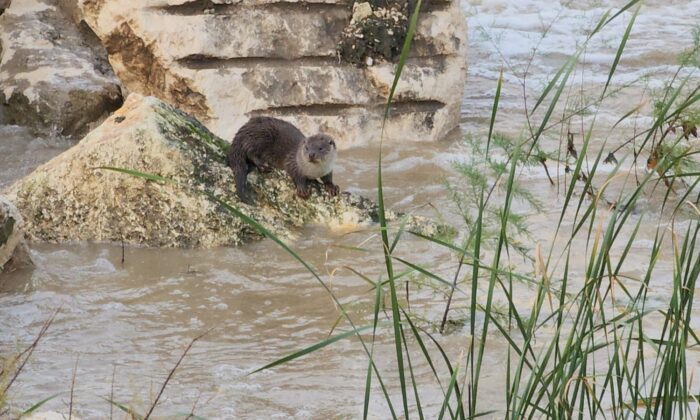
(1, 310, 60, 418)
(247, 0, 700, 418)
(2, 0, 699, 418)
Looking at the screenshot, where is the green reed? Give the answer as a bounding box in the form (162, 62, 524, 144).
(242, 1, 700, 418)
(93, 0, 700, 418)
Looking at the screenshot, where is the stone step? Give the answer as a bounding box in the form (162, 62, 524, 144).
(80, 0, 468, 146)
(134, 4, 464, 62)
(205, 98, 460, 146)
(174, 55, 463, 111)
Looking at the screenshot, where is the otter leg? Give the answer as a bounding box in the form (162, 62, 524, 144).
(321, 172, 340, 196)
(228, 148, 254, 204)
(250, 156, 274, 173)
(292, 173, 312, 199)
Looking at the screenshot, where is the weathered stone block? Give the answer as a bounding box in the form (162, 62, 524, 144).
(78, 0, 467, 146)
(0, 195, 32, 273)
(0, 0, 122, 137)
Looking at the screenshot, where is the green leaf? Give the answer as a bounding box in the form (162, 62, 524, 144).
(102, 398, 144, 420)
(20, 393, 62, 417)
(250, 326, 372, 374)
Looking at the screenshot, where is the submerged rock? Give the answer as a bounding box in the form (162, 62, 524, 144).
(77, 0, 467, 146)
(0, 0, 122, 137)
(5, 94, 452, 248)
(0, 195, 32, 273)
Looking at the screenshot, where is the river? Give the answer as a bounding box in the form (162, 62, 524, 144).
(1, 0, 699, 417)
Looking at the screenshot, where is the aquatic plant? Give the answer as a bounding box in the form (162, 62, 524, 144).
(248, 0, 700, 418)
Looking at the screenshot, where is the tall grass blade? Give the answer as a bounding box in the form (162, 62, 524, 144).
(377, 0, 423, 416)
(21, 393, 62, 416)
(102, 398, 144, 420)
(438, 361, 460, 420)
(251, 326, 372, 374)
(487, 69, 504, 152)
(601, 3, 640, 100)
(383, 0, 423, 120)
(363, 275, 384, 420)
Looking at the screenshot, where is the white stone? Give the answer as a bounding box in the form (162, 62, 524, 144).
(77, 0, 467, 147)
(0, 195, 32, 273)
(0, 0, 123, 136)
(352, 2, 373, 22)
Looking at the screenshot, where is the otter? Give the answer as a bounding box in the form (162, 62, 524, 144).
(227, 117, 340, 204)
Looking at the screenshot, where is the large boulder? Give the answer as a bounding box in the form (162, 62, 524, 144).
(0, 0, 122, 137)
(5, 94, 450, 248)
(0, 195, 32, 273)
(77, 0, 467, 147)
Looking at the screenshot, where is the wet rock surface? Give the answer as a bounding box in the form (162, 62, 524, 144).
(0, 195, 32, 273)
(77, 0, 467, 146)
(5, 94, 452, 248)
(0, 0, 122, 137)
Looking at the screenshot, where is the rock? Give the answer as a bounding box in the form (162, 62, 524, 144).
(339, 2, 407, 65)
(77, 0, 467, 146)
(0, 195, 32, 273)
(0, 0, 123, 137)
(5, 94, 452, 248)
(352, 2, 373, 22)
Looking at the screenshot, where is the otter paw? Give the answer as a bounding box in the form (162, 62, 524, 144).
(238, 192, 255, 205)
(296, 187, 312, 199)
(324, 183, 340, 196)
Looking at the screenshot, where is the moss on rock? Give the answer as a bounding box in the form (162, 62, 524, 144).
(337, 1, 409, 66)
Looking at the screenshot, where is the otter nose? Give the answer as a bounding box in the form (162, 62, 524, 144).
(309, 152, 317, 161)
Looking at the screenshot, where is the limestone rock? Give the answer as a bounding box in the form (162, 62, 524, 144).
(77, 0, 467, 146)
(0, 0, 122, 137)
(5, 94, 452, 248)
(0, 195, 32, 273)
(352, 2, 372, 22)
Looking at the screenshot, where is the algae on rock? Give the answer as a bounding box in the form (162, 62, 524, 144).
(337, 1, 409, 66)
(5, 94, 452, 248)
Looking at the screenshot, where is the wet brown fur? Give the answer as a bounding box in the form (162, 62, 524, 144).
(227, 117, 339, 203)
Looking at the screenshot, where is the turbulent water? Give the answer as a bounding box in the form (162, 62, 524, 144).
(1, 0, 699, 417)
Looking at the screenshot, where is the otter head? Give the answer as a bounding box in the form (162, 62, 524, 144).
(298, 134, 337, 179)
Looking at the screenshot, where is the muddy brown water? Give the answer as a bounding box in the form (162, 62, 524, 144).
(2, 1, 700, 418)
